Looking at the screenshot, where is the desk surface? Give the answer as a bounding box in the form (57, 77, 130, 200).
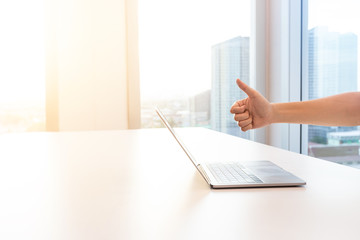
(0, 128, 359, 240)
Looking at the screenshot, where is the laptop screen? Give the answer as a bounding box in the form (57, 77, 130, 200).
(155, 107, 199, 167)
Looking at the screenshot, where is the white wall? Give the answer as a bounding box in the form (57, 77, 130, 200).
(46, 0, 133, 131)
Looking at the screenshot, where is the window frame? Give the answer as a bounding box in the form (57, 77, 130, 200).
(300, 0, 309, 154)
(250, 0, 267, 144)
(257, 0, 303, 153)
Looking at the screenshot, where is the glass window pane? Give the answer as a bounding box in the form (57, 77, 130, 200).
(306, 0, 360, 168)
(0, 1, 45, 133)
(138, 0, 251, 139)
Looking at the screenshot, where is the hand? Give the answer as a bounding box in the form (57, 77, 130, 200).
(230, 79, 272, 131)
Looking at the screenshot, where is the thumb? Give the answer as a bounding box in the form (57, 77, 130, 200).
(236, 79, 256, 97)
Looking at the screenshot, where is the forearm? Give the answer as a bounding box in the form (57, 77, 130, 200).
(270, 92, 360, 126)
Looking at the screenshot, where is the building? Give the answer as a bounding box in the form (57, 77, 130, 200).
(189, 90, 211, 127)
(308, 27, 358, 143)
(327, 130, 360, 146)
(211, 36, 250, 139)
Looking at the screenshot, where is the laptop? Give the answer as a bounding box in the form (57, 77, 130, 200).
(156, 107, 306, 189)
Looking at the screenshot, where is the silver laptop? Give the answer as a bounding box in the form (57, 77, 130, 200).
(156, 107, 306, 189)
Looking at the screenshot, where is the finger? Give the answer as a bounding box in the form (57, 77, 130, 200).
(241, 123, 253, 132)
(234, 111, 249, 122)
(230, 105, 246, 114)
(237, 117, 252, 128)
(236, 79, 256, 98)
(230, 99, 246, 113)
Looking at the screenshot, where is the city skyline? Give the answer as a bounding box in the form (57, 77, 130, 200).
(211, 36, 249, 138)
(142, 27, 359, 147)
(308, 26, 358, 143)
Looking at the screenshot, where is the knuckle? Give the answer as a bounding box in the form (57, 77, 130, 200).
(238, 120, 246, 128)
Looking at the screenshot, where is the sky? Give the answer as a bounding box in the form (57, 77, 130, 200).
(308, 0, 360, 90)
(138, 0, 251, 101)
(139, 0, 360, 102)
(308, 0, 360, 33)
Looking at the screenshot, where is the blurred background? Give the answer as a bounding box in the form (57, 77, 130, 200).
(1, 0, 359, 168)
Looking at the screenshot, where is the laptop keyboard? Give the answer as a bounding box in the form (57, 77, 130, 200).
(207, 162, 263, 184)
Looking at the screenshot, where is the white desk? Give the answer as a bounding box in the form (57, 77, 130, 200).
(0, 128, 359, 240)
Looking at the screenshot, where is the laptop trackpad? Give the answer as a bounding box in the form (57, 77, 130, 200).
(243, 161, 298, 183)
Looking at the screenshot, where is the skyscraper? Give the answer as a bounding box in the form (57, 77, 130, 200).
(189, 90, 211, 128)
(211, 36, 249, 138)
(308, 27, 358, 142)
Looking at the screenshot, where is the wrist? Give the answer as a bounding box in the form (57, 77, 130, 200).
(269, 103, 278, 124)
(270, 102, 302, 124)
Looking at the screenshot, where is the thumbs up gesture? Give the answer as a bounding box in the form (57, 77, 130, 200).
(230, 79, 273, 131)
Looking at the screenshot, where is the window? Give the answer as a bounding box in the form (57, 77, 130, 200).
(138, 0, 252, 139)
(302, 0, 360, 168)
(0, 1, 45, 133)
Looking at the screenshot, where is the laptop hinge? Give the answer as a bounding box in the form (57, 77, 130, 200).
(197, 164, 211, 185)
